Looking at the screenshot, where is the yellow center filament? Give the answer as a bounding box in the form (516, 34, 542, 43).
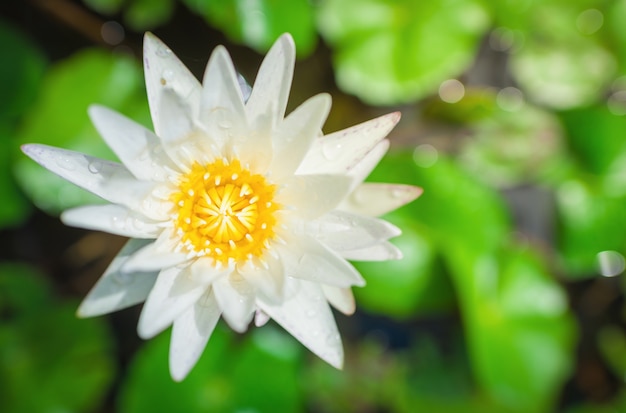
(172, 159, 279, 263)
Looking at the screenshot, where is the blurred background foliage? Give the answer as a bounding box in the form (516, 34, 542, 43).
(1, 0, 625, 412)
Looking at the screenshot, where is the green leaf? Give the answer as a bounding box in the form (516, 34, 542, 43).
(353, 215, 453, 318)
(448, 246, 575, 412)
(83, 0, 125, 15)
(0, 263, 115, 413)
(182, 0, 317, 57)
(0, 20, 46, 120)
(119, 325, 304, 413)
(125, 0, 175, 30)
(317, 0, 490, 104)
(0, 122, 31, 229)
(13, 48, 150, 215)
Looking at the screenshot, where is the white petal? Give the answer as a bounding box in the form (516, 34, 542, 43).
(137, 265, 207, 339)
(270, 93, 331, 179)
(212, 273, 255, 333)
(238, 253, 285, 304)
(21, 144, 154, 210)
(77, 239, 158, 317)
(61, 205, 161, 238)
(169, 288, 221, 381)
(278, 235, 365, 288)
(199, 45, 247, 152)
(297, 112, 401, 175)
(277, 174, 352, 219)
(339, 183, 423, 217)
(345, 139, 389, 189)
(157, 89, 196, 150)
(257, 280, 343, 369)
(306, 210, 401, 251)
(189, 257, 233, 285)
(254, 309, 270, 327)
(88, 105, 175, 181)
(246, 33, 295, 129)
(341, 241, 403, 261)
(122, 229, 188, 272)
(322, 285, 356, 316)
(143, 33, 202, 138)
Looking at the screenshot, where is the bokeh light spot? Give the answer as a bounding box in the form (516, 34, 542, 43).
(439, 79, 465, 103)
(576, 9, 604, 35)
(101, 21, 125, 46)
(413, 144, 439, 168)
(597, 250, 625, 277)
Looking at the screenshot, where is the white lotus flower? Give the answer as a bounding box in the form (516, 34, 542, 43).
(22, 33, 422, 380)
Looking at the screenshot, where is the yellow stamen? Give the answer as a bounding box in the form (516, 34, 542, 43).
(171, 159, 280, 263)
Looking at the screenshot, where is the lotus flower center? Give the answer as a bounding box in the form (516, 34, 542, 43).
(172, 158, 279, 263)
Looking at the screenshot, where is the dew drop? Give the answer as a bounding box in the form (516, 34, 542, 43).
(55, 157, 76, 171)
(161, 69, 174, 85)
(156, 46, 172, 57)
(321, 140, 343, 160)
(87, 160, 103, 174)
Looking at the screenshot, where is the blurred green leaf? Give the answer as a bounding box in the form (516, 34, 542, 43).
(556, 179, 626, 277)
(0, 263, 115, 413)
(0, 122, 31, 229)
(0, 20, 46, 120)
(598, 325, 626, 381)
(448, 246, 575, 412)
(83, 0, 125, 15)
(14, 48, 150, 215)
(119, 325, 303, 413)
(353, 215, 453, 318)
(317, 0, 490, 104)
(608, 0, 626, 75)
(125, 0, 174, 30)
(182, 0, 317, 57)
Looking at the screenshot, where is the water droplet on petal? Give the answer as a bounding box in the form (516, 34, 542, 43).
(55, 157, 76, 171)
(88, 160, 103, 174)
(321, 140, 343, 160)
(156, 46, 172, 57)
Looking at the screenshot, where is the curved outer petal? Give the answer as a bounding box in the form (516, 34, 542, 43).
(277, 234, 365, 288)
(137, 265, 207, 339)
(296, 112, 401, 175)
(322, 285, 356, 316)
(88, 105, 176, 181)
(339, 183, 423, 217)
(199, 45, 247, 156)
(143, 32, 202, 138)
(122, 229, 189, 272)
(246, 33, 295, 129)
(169, 288, 221, 381)
(257, 280, 344, 369)
(212, 273, 255, 333)
(340, 241, 403, 261)
(277, 174, 353, 220)
(21, 144, 155, 210)
(306, 210, 401, 251)
(270, 93, 331, 179)
(238, 252, 285, 304)
(61, 204, 161, 239)
(77, 239, 158, 317)
(344, 139, 389, 189)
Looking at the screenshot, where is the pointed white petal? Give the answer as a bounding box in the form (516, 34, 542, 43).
(238, 253, 285, 304)
(322, 285, 356, 315)
(339, 183, 423, 217)
(77, 239, 158, 317)
(270, 93, 331, 179)
(277, 174, 352, 219)
(169, 288, 221, 381)
(61, 204, 161, 238)
(137, 265, 207, 339)
(246, 33, 295, 129)
(143, 33, 202, 137)
(21, 144, 154, 210)
(188, 257, 233, 285)
(257, 280, 344, 369)
(306, 210, 401, 251)
(345, 139, 389, 189)
(88, 105, 176, 181)
(212, 273, 255, 333)
(278, 235, 365, 288)
(254, 309, 270, 327)
(297, 112, 401, 175)
(341, 241, 403, 261)
(123, 229, 188, 272)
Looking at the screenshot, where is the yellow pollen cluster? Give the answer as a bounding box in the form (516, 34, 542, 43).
(172, 159, 279, 263)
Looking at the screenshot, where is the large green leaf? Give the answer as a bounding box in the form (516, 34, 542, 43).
(317, 0, 490, 104)
(0, 263, 115, 413)
(182, 0, 317, 57)
(119, 325, 304, 413)
(13, 48, 150, 215)
(448, 246, 575, 412)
